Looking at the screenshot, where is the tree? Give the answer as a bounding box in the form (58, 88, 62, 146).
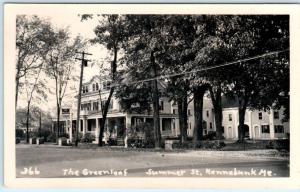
(44, 28, 85, 142)
(192, 16, 240, 139)
(222, 16, 289, 141)
(16, 15, 54, 108)
(85, 14, 127, 146)
(22, 65, 47, 143)
(117, 15, 178, 148)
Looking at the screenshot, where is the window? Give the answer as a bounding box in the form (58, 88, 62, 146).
(206, 110, 209, 117)
(274, 125, 284, 133)
(172, 100, 177, 106)
(103, 81, 111, 90)
(95, 83, 99, 91)
(274, 111, 279, 119)
(92, 84, 95, 91)
(210, 122, 212, 129)
(221, 126, 224, 133)
(258, 112, 262, 120)
(229, 114, 232, 121)
(101, 100, 113, 110)
(173, 109, 178, 114)
(261, 125, 270, 133)
(93, 101, 99, 111)
(82, 85, 89, 93)
(81, 103, 91, 111)
(188, 109, 191, 116)
(159, 101, 164, 111)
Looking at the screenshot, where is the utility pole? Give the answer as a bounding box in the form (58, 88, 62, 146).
(39, 110, 42, 138)
(75, 51, 92, 147)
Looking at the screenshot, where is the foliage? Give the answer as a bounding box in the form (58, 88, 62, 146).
(47, 133, 57, 142)
(16, 129, 25, 138)
(80, 133, 95, 143)
(39, 129, 52, 141)
(266, 139, 290, 151)
(16, 15, 55, 107)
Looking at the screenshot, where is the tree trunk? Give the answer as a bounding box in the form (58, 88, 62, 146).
(26, 101, 30, 143)
(237, 94, 249, 142)
(152, 78, 161, 148)
(98, 87, 115, 147)
(178, 95, 188, 143)
(39, 111, 42, 138)
(193, 85, 208, 143)
(238, 106, 246, 142)
(98, 46, 118, 147)
(150, 50, 161, 149)
(56, 104, 60, 143)
(15, 77, 20, 108)
(209, 86, 223, 139)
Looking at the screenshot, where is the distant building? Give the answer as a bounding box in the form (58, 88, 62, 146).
(220, 97, 289, 140)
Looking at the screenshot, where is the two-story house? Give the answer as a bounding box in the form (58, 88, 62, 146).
(59, 76, 184, 143)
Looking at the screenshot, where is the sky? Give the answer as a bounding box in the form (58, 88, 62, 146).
(18, 13, 111, 114)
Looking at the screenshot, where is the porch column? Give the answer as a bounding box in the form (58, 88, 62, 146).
(269, 109, 275, 139)
(124, 115, 131, 148)
(83, 117, 87, 136)
(69, 121, 73, 142)
(95, 118, 99, 143)
(69, 113, 73, 142)
(160, 118, 163, 133)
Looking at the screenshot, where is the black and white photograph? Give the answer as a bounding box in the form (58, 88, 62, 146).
(4, 4, 300, 189)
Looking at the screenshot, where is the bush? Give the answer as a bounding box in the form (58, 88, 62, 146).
(203, 131, 216, 140)
(60, 133, 69, 139)
(266, 139, 289, 151)
(16, 129, 24, 139)
(80, 133, 95, 143)
(127, 138, 155, 148)
(47, 133, 57, 142)
(39, 129, 51, 141)
(171, 140, 226, 150)
(29, 131, 38, 138)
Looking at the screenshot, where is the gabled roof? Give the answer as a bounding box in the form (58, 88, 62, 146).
(221, 96, 240, 108)
(83, 76, 101, 85)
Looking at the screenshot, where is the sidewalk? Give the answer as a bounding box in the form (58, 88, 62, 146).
(16, 143, 289, 161)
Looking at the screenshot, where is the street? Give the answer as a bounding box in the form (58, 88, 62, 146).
(15, 144, 289, 178)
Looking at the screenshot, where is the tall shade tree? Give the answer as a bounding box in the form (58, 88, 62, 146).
(85, 14, 127, 146)
(44, 28, 85, 142)
(16, 15, 54, 108)
(117, 15, 177, 148)
(22, 66, 48, 143)
(192, 15, 240, 140)
(159, 15, 198, 143)
(222, 15, 289, 141)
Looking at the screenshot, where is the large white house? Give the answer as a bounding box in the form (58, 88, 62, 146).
(53, 75, 289, 143)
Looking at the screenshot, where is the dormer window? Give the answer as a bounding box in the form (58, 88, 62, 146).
(92, 84, 95, 91)
(82, 85, 89, 93)
(103, 81, 111, 91)
(96, 83, 99, 91)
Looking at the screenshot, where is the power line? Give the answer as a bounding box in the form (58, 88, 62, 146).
(111, 49, 289, 87)
(61, 49, 289, 96)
